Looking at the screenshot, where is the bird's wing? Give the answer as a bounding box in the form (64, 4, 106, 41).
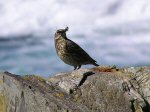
(66, 39, 97, 63)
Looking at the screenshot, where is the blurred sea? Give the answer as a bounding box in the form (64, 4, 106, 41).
(0, 0, 150, 77)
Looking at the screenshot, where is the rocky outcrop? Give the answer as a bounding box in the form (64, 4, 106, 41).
(0, 66, 150, 112)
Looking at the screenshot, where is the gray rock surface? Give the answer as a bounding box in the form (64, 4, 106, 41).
(0, 66, 150, 112)
(0, 72, 89, 112)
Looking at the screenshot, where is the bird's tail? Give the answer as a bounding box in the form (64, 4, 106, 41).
(92, 62, 99, 67)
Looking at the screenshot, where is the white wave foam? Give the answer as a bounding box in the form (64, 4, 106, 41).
(0, 0, 150, 37)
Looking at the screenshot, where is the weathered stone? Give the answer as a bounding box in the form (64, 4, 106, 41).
(0, 72, 89, 112)
(0, 66, 150, 112)
(48, 69, 92, 93)
(48, 66, 150, 112)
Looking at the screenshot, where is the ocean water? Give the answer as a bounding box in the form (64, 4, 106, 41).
(0, 0, 150, 77)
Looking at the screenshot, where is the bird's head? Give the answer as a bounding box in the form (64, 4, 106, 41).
(55, 27, 68, 39)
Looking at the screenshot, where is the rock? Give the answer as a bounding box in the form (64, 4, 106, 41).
(122, 66, 150, 111)
(48, 69, 92, 93)
(48, 66, 150, 112)
(0, 66, 150, 112)
(0, 72, 89, 112)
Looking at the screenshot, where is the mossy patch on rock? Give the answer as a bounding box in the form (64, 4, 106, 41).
(54, 93, 65, 98)
(0, 79, 3, 85)
(23, 75, 46, 83)
(0, 94, 6, 112)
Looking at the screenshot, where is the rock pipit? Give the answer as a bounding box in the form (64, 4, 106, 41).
(54, 27, 99, 70)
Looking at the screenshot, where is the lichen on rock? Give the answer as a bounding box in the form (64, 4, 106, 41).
(0, 94, 6, 112)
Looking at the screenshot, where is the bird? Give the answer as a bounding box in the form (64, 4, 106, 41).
(54, 26, 99, 70)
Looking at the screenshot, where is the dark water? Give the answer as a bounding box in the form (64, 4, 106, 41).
(0, 35, 58, 77)
(0, 32, 150, 77)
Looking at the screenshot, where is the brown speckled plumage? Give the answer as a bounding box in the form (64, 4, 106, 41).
(54, 27, 99, 70)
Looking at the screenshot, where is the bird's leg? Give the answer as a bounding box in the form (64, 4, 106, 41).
(77, 65, 81, 70)
(74, 66, 77, 70)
